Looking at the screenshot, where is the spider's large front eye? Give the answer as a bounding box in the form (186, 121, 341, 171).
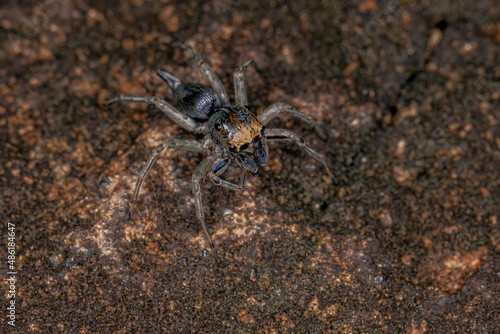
(252, 135, 260, 143)
(215, 122, 223, 132)
(228, 145, 237, 152)
(239, 143, 249, 151)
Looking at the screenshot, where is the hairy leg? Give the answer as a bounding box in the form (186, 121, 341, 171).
(208, 158, 246, 191)
(258, 102, 325, 139)
(174, 42, 230, 106)
(264, 128, 332, 176)
(191, 156, 247, 250)
(192, 156, 217, 249)
(128, 139, 204, 218)
(157, 69, 182, 91)
(233, 60, 255, 106)
(106, 95, 207, 134)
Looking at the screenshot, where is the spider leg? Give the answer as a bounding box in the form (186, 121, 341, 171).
(234, 59, 256, 106)
(208, 158, 246, 191)
(191, 156, 246, 251)
(192, 156, 217, 250)
(258, 102, 326, 139)
(157, 69, 182, 91)
(264, 128, 332, 177)
(174, 42, 230, 106)
(128, 139, 204, 218)
(106, 95, 207, 134)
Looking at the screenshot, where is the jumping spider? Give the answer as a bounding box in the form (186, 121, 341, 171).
(107, 43, 331, 250)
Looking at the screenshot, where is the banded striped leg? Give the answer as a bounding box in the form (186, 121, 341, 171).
(106, 95, 207, 134)
(174, 42, 230, 106)
(258, 102, 326, 139)
(234, 60, 256, 106)
(264, 128, 332, 176)
(128, 139, 203, 218)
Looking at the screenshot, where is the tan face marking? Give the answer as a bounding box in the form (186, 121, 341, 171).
(212, 107, 263, 152)
(226, 115, 263, 152)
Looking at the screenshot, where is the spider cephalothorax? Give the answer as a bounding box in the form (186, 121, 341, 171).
(107, 43, 330, 251)
(208, 106, 268, 173)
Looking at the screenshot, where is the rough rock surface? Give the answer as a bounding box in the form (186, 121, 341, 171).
(1, 0, 499, 332)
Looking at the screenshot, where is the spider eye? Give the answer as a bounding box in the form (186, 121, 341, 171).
(252, 135, 260, 143)
(228, 145, 237, 152)
(240, 143, 249, 151)
(215, 122, 224, 132)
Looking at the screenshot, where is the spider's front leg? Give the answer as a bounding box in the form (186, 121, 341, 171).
(258, 102, 326, 139)
(174, 42, 230, 106)
(264, 128, 332, 177)
(106, 95, 207, 134)
(128, 139, 203, 218)
(192, 156, 246, 250)
(234, 59, 256, 106)
(208, 157, 246, 191)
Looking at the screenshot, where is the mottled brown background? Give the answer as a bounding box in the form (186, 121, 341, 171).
(0, 0, 499, 333)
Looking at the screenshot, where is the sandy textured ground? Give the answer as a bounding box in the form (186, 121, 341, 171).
(1, 0, 499, 332)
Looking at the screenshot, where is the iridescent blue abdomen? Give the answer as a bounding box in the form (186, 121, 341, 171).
(173, 83, 222, 122)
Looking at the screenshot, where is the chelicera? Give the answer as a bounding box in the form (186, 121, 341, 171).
(107, 43, 331, 251)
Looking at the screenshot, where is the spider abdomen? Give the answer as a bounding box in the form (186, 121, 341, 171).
(174, 83, 222, 122)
